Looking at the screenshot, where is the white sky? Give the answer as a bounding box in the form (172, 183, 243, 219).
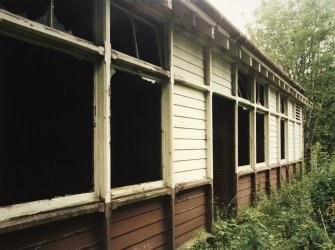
(208, 0, 262, 35)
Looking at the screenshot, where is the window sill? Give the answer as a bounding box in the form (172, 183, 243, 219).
(0, 201, 104, 235)
(255, 163, 269, 172)
(237, 165, 254, 175)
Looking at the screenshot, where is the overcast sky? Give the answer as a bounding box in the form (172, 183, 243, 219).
(208, 0, 262, 35)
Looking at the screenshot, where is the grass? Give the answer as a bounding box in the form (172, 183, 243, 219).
(192, 161, 335, 249)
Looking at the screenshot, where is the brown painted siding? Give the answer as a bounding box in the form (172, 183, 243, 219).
(174, 187, 207, 248)
(110, 198, 169, 250)
(280, 166, 288, 183)
(256, 171, 267, 193)
(270, 168, 279, 191)
(0, 213, 102, 250)
(288, 164, 295, 178)
(237, 174, 253, 208)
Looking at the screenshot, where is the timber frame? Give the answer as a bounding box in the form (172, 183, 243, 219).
(0, 0, 309, 249)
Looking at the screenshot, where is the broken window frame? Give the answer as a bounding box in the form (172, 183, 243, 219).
(256, 82, 266, 107)
(0, 5, 103, 223)
(110, 1, 163, 68)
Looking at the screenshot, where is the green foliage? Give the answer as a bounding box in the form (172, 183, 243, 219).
(247, 0, 335, 160)
(192, 164, 335, 250)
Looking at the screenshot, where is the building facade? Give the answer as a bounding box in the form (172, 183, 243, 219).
(0, 0, 310, 249)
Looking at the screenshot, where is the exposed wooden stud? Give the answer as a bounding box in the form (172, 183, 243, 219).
(252, 58, 261, 72)
(234, 100, 239, 172)
(251, 108, 257, 170)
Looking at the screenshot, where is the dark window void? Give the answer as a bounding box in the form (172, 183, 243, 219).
(281, 120, 286, 159)
(110, 3, 162, 66)
(0, 35, 94, 206)
(238, 107, 250, 166)
(111, 71, 162, 188)
(213, 95, 235, 207)
(256, 83, 265, 106)
(0, 0, 95, 42)
(238, 72, 251, 100)
(256, 113, 265, 163)
(280, 95, 286, 114)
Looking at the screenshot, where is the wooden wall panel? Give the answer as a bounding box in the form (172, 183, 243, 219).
(110, 198, 169, 250)
(295, 123, 302, 160)
(173, 84, 207, 183)
(0, 213, 102, 250)
(256, 171, 267, 193)
(269, 88, 277, 111)
(288, 121, 294, 161)
(173, 31, 205, 85)
(237, 174, 253, 208)
(280, 166, 287, 183)
(288, 99, 294, 118)
(174, 187, 207, 248)
(211, 54, 232, 96)
(269, 115, 278, 164)
(288, 164, 295, 179)
(270, 168, 279, 191)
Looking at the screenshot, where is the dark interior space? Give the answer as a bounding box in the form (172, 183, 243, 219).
(238, 72, 250, 101)
(281, 120, 286, 159)
(110, 71, 162, 188)
(0, 0, 95, 42)
(256, 112, 265, 163)
(213, 95, 235, 207)
(110, 2, 161, 66)
(238, 107, 250, 166)
(0, 34, 94, 206)
(280, 95, 286, 114)
(256, 82, 265, 106)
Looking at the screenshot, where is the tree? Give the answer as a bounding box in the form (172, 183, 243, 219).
(247, 0, 335, 167)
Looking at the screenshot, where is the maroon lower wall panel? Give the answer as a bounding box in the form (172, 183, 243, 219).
(270, 168, 279, 191)
(280, 166, 287, 183)
(0, 213, 103, 250)
(174, 186, 207, 248)
(256, 171, 267, 193)
(237, 174, 253, 209)
(110, 198, 169, 250)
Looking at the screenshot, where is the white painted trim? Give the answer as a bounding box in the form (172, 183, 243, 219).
(0, 193, 98, 221)
(111, 181, 165, 197)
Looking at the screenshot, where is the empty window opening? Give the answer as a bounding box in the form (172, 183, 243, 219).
(213, 95, 235, 207)
(238, 106, 250, 166)
(110, 71, 162, 188)
(0, 34, 94, 207)
(256, 82, 265, 106)
(110, 2, 162, 66)
(280, 120, 286, 159)
(256, 112, 265, 163)
(238, 72, 251, 100)
(0, 0, 95, 42)
(280, 95, 286, 114)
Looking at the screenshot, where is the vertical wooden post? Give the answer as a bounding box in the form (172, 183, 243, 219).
(102, 204, 111, 250)
(169, 189, 176, 249)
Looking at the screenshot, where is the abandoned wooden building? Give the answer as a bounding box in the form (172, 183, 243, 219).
(0, 0, 311, 249)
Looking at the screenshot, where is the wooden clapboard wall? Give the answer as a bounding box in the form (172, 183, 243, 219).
(256, 171, 267, 193)
(211, 54, 232, 96)
(174, 186, 208, 248)
(269, 87, 277, 112)
(295, 123, 302, 160)
(173, 31, 205, 85)
(110, 198, 169, 249)
(237, 174, 253, 208)
(288, 121, 294, 161)
(0, 213, 103, 249)
(173, 83, 207, 183)
(269, 115, 278, 164)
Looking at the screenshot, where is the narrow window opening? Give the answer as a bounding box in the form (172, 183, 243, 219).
(238, 72, 251, 101)
(0, 34, 94, 206)
(0, 0, 95, 42)
(256, 82, 265, 106)
(280, 95, 286, 114)
(256, 112, 265, 163)
(110, 3, 162, 66)
(110, 71, 162, 188)
(280, 120, 286, 159)
(238, 106, 250, 166)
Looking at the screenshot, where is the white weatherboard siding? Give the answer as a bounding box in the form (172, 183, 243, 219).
(269, 88, 277, 111)
(269, 115, 277, 164)
(288, 121, 294, 161)
(211, 54, 232, 96)
(288, 100, 294, 118)
(295, 123, 302, 160)
(173, 84, 207, 183)
(173, 31, 205, 85)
